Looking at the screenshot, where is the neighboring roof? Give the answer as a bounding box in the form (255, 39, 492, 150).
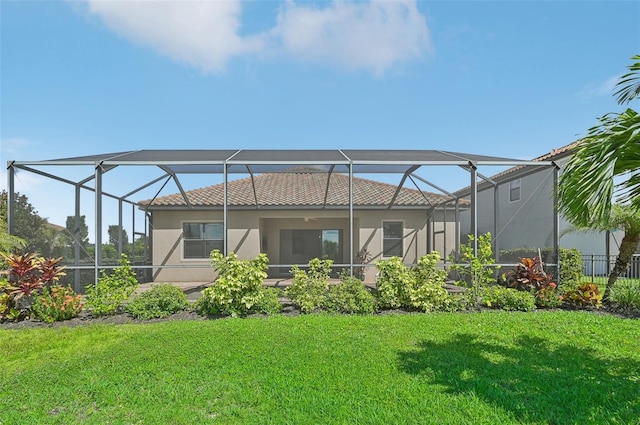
(455, 141, 580, 195)
(141, 169, 458, 209)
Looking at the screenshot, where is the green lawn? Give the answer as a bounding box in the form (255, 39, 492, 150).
(1, 311, 639, 424)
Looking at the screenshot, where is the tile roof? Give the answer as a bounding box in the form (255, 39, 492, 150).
(141, 170, 455, 208)
(455, 140, 582, 195)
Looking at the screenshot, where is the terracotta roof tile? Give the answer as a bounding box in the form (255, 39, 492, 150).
(141, 171, 454, 208)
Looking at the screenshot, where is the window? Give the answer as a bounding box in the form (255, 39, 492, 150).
(383, 221, 403, 257)
(509, 179, 521, 202)
(183, 223, 224, 259)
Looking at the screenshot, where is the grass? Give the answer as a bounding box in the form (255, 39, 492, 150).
(1, 311, 639, 424)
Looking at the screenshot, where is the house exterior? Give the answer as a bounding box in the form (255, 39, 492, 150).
(457, 141, 624, 272)
(140, 169, 461, 282)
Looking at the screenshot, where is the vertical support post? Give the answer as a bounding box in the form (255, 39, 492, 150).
(94, 163, 103, 285)
(74, 185, 81, 292)
(469, 162, 478, 256)
(117, 199, 124, 256)
(493, 182, 500, 262)
(442, 202, 447, 259)
(131, 203, 136, 261)
(552, 163, 560, 283)
(7, 162, 15, 235)
(426, 209, 432, 254)
(223, 163, 228, 256)
(454, 198, 460, 261)
(349, 163, 354, 277)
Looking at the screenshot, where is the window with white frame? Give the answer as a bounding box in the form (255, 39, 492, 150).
(382, 221, 403, 257)
(509, 179, 521, 202)
(183, 222, 224, 259)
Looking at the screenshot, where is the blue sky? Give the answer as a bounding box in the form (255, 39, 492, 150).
(1, 0, 639, 236)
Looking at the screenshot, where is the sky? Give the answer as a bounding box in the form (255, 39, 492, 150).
(1, 0, 639, 240)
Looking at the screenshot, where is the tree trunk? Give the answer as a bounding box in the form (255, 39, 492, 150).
(604, 231, 640, 301)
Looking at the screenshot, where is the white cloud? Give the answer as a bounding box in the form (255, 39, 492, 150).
(272, 0, 432, 75)
(578, 75, 620, 99)
(83, 0, 265, 73)
(80, 0, 432, 75)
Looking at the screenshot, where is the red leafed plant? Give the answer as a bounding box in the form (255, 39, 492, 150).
(1, 252, 66, 321)
(503, 256, 556, 292)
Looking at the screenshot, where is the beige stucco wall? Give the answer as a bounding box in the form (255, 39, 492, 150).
(150, 208, 453, 283)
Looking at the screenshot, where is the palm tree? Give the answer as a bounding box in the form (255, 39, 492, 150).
(558, 55, 640, 300)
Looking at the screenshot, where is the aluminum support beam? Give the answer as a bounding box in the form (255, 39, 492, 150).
(553, 162, 560, 282)
(223, 163, 228, 256)
(94, 164, 103, 284)
(349, 163, 354, 277)
(74, 185, 81, 292)
(469, 162, 478, 256)
(7, 162, 15, 235)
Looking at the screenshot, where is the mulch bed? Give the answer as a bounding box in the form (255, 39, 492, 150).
(2, 301, 638, 330)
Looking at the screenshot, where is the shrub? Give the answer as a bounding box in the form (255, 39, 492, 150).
(376, 253, 457, 312)
(31, 285, 83, 323)
(0, 252, 66, 321)
(534, 283, 563, 309)
(286, 258, 333, 314)
(126, 284, 188, 319)
(323, 276, 376, 314)
(85, 254, 139, 316)
(608, 280, 640, 309)
(411, 252, 457, 312)
(375, 256, 413, 309)
(481, 286, 536, 312)
(196, 250, 273, 317)
(503, 256, 555, 292)
(253, 287, 283, 316)
(558, 248, 583, 289)
(560, 282, 602, 308)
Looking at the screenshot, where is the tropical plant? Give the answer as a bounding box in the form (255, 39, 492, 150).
(0, 252, 66, 321)
(503, 256, 555, 292)
(608, 280, 640, 310)
(561, 282, 603, 308)
(534, 283, 562, 309)
(196, 250, 274, 317)
(0, 253, 65, 301)
(286, 258, 333, 313)
(558, 55, 640, 301)
(31, 284, 83, 323)
(85, 254, 139, 316)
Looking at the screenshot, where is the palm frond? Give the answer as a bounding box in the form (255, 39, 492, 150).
(614, 55, 640, 105)
(558, 108, 640, 227)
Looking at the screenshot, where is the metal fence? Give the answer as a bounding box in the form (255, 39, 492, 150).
(582, 254, 640, 282)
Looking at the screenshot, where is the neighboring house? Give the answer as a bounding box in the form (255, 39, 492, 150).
(140, 168, 462, 282)
(457, 141, 624, 272)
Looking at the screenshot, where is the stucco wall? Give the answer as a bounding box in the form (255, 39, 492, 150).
(149, 208, 452, 282)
